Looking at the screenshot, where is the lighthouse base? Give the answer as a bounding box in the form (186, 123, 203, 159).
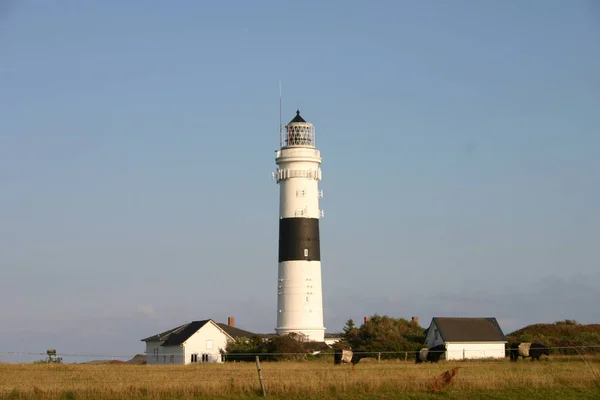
(276, 260, 325, 342)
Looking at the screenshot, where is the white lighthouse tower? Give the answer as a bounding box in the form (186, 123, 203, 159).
(274, 110, 325, 342)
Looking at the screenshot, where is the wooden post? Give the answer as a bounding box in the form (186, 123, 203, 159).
(404, 352, 408, 362)
(255, 356, 266, 397)
(377, 352, 381, 363)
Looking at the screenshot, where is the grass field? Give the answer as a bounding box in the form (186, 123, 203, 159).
(1, 356, 599, 399)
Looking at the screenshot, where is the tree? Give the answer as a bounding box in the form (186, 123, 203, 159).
(555, 319, 578, 325)
(341, 315, 425, 359)
(224, 333, 330, 362)
(223, 335, 265, 362)
(340, 319, 359, 345)
(264, 333, 310, 361)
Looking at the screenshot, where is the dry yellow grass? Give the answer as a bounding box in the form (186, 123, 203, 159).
(0, 356, 599, 399)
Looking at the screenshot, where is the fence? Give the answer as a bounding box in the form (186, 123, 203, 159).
(2, 345, 600, 364)
(0, 347, 599, 399)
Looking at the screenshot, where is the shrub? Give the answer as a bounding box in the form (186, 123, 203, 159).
(224, 333, 330, 362)
(507, 322, 600, 355)
(340, 315, 425, 359)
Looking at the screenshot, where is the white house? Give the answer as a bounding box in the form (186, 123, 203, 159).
(142, 317, 256, 365)
(324, 333, 341, 347)
(424, 317, 507, 361)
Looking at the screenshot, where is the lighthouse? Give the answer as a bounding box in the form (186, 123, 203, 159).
(274, 110, 325, 342)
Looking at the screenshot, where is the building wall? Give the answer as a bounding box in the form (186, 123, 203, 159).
(445, 342, 506, 360)
(424, 322, 444, 348)
(276, 259, 324, 340)
(145, 341, 184, 365)
(423, 320, 506, 360)
(145, 341, 161, 365)
(275, 147, 322, 219)
(182, 322, 230, 364)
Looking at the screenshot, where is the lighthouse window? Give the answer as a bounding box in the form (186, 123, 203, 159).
(304, 248, 308, 257)
(306, 296, 309, 303)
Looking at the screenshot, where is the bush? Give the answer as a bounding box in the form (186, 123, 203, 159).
(339, 315, 425, 359)
(224, 333, 330, 362)
(507, 322, 600, 355)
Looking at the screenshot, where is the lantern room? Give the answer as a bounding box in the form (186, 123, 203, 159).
(282, 110, 315, 148)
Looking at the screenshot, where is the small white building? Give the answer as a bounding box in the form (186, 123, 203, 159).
(424, 317, 507, 361)
(142, 318, 256, 365)
(324, 333, 341, 347)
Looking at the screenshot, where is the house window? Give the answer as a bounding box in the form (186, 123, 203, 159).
(153, 348, 159, 360)
(191, 354, 198, 363)
(202, 353, 209, 362)
(434, 329, 439, 341)
(206, 340, 214, 350)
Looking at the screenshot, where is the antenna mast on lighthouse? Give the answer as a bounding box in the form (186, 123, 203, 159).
(279, 80, 283, 148)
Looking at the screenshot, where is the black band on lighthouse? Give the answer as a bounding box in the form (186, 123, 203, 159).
(278, 218, 321, 262)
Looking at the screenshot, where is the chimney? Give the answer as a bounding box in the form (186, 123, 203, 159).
(227, 316, 235, 327)
(411, 316, 419, 325)
(364, 316, 371, 324)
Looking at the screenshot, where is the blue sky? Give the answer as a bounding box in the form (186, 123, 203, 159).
(1, 0, 599, 362)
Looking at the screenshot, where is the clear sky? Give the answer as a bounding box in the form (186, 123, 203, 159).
(1, 0, 599, 362)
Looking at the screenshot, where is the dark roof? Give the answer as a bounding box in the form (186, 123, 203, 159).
(432, 317, 506, 342)
(216, 324, 258, 339)
(288, 109, 306, 123)
(141, 323, 189, 342)
(142, 320, 225, 346)
(161, 320, 213, 346)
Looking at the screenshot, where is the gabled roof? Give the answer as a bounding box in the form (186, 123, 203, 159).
(432, 317, 506, 342)
(161, 320, 212, 346)
(216, 323, 258, 339)
(141, 323, 190, 342)
(142, 320, 233, 346)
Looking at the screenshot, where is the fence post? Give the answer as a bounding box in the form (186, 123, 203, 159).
(378, 353, 381, 363)
(405, 352, 408, 362)
(255, 356, 266, 397)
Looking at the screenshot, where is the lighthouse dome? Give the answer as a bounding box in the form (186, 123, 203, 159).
(288, 109, 306, 124)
